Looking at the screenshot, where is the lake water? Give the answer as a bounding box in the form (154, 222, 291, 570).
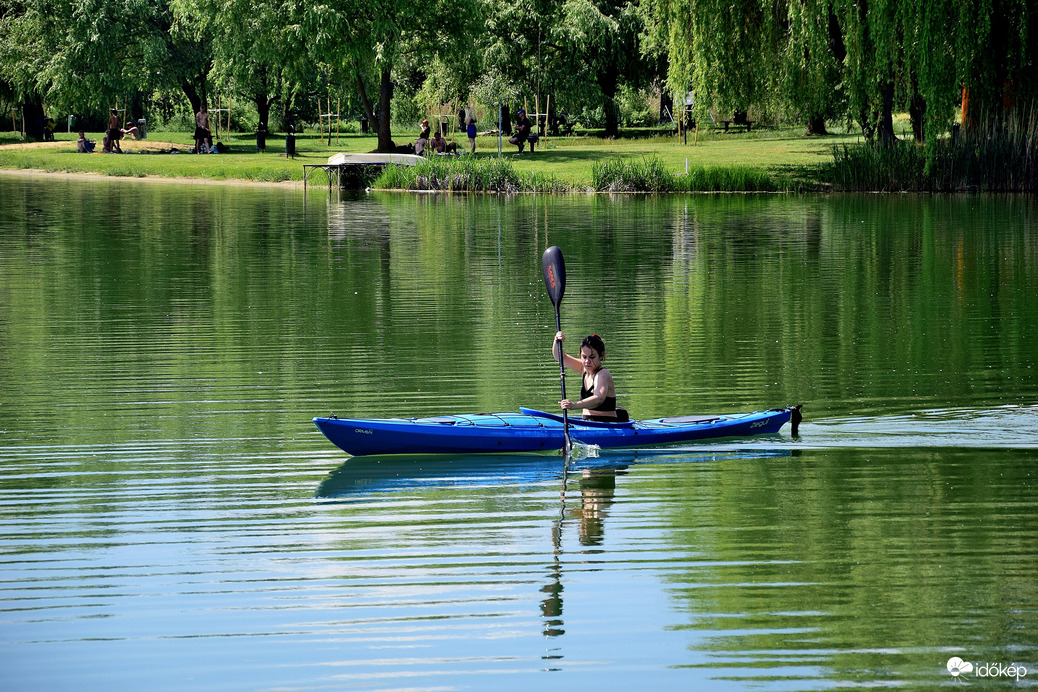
(1, 175, 1036, 690)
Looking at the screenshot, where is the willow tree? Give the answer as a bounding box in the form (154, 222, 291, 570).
(952, 0, 1036, 128)
(480, 0, 656, 138)
(836, 0, 902, 143)
(303, 0, 480, 151)
(780, 0, 847, 134)
(646, 0, 784, 126)
(839, 0, 1035, 145)
(558, 0, 654, 137)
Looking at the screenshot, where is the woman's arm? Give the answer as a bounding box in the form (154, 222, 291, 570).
(552, 331, 582, 373)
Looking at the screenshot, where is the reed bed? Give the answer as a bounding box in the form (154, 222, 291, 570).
(591, 156, 782, 192)
(591, 157, 674, 192)
(830, 112, 1038, 192)
(372, 156, 569, 192)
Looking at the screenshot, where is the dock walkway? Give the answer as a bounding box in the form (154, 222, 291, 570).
(303, 153, 425, 190)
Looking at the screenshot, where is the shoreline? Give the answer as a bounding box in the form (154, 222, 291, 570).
(0, 166, 304, 189)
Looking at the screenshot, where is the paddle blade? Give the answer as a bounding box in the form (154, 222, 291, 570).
(542, 246, 566, 306)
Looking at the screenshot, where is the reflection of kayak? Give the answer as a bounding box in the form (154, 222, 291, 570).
(312, 405, 801, 457)
(315, 453, 634, 498)
(315, 447, 794, 497)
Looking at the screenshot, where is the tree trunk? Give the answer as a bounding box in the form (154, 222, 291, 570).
(22, 92, 46, 140)
(909, 89, 926, 142)
(876, 79, 897, 145)
(254, 94, 271, 134)
(129, 91, 145, 125)
(182, 80, 203, 115)
(501, 105, 512, 135)
(602, 93, 619, 138)
(598, 67, 619, 138)
(356, 70, 378, 135)
(806, 115, 829, 135)
(376, 66, 394, 152)
(280, 90, 296, 131)
(828, 9, 846, 61)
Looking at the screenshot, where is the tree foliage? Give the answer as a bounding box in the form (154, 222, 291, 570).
(649, 0, 1035, 144)
(1, 0, 1034, 153)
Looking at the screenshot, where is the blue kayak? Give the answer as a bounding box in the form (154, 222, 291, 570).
(312, 405, 801, 457)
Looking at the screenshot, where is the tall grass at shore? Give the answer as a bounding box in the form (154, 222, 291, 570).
(372, 156, 569, 192)
(591, 156, 782, 192)
(591, 157, 673, 192)
(831, 112, 1038, 191)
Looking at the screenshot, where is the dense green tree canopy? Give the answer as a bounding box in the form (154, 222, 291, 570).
(1, 0, 1034, 145)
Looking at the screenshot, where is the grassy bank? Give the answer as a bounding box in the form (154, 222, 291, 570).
(3, 117, 1034, 192)
(0, 125, 849, 191)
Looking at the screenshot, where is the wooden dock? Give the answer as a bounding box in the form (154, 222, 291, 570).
(303, 153, 425, 190)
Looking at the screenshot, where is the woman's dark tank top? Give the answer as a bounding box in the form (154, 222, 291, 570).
(581, 372, 616, 411)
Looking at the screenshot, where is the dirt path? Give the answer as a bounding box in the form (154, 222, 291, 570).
(0, 139, 187, 152)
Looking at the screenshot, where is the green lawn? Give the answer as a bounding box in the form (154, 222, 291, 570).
(0, 124, 866, 188)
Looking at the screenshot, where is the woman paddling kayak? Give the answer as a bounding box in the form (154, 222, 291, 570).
(552, 332, 628, 422)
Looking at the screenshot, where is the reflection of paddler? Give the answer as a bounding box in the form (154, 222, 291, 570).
(540, 576, 564, 637)
(574, 468, 620, 546)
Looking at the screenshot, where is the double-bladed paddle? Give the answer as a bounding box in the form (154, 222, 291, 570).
(542, 246, 572, 455)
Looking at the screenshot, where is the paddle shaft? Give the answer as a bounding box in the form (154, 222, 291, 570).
(554, 309, 573, 454)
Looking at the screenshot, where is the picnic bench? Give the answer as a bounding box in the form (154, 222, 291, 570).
(716, 111, 755, 132)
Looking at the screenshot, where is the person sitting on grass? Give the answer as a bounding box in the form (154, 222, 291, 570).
(415, 119, 431, 155)
(509, 109, 538, 153)
(122, 122, 141, 139)
(430, 129, 458, 155)
(77, 131, 95, 153)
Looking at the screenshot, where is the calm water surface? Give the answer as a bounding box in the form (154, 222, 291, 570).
(1, 175, 1036, 690)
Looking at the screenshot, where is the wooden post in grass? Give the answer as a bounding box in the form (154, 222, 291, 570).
(545, 94, 550, 147)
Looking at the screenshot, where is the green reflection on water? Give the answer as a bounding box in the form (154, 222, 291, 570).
(653, 447, 1038, 686)
(1, 176, 1037, 689)
(3, 183, 1034, 446)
